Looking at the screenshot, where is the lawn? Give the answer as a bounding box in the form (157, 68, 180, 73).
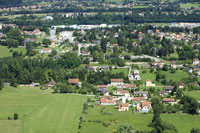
(0, 46, 26, 58)
(0, 87, 86, 133)
(111, 68, 129, 77)
(81, 105, 200, 133)
(161, 70, 189, 81)
(184, 91, 200, 101)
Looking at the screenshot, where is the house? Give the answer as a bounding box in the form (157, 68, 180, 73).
(170, 61, 176, 68)
(145, 79, 155, 87)
(68, 79, 81, 87)
(118, 103, 129, 111)
(116, 89, 130, 97)
(97, 85, 108, 94)
(141, 102, 152, 112)
(133, 70, 141, 80)
(32, 29, 41, 36)
(134, 91, 149, 99)
(178, 82, 185, 89)
(40, 48, 52, 53)
(100, 96, 116, 105)
(110, 79, 124, 86)
(43, 16, 54, 20)
(99, 66, 109, 71)
(193, 59, 200, 65)
(163, 98, 175, 105)
(158, 91, 169, 97)
(47, 79, 56, 89)
(132, 97, 145, 106)
(85, 65, 94, 71)
(152, 62, 164, 68)
(164, 86, 174, 93)
(123, 84, 137, 89)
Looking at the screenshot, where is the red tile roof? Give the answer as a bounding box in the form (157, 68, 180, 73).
(97, 85, 107, 88)
(100, 96, 116, 103)
(141, 102, 151, 107)
(111, 79, 123, 82)
(163, 98, 175, 102)
(68, 79, 79, 84)
(133, 97, 146, 101)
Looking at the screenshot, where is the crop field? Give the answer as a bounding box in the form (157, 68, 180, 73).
(0, 87, 86, 133)
(81, 105, 200, 133)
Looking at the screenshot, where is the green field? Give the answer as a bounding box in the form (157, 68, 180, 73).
(0, 87, 86, 133)
(184, 91, 200, 101)
(81, 105, 200, 133)
(161, 70, 189, 81)
(180, 3, 199, 8)
(0, 46, 26, 58)
(111, 68, 129, 77)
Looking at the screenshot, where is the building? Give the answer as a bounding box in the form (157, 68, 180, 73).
(193, 59, 200, 65)
(133, 70, 141, 80)
(40, 48, 52, 53)
(145, 79, 155, 87)
(163, 98, 175, 105)
(134, 91, 149, 99)
(43, 16, 54, 20)
(68, 79, 81, 87)
(32, 29, 41, 36)
(47, 79, 56, 89)
(110, 79, 124, 86)
(97, 85, 108, 94)
(152, 62, 164, 68)
(158, 91, 169, 97)
(100, 96, 116, 105)
(141, 102, 152, 112)
(132, 97, 145, 107)
(116, 89, 130, 97)
(123, 84, 137, 89)
(0, 24, 2, 30)
(118, 103, 129, 111)
(164, 86, 174, 93)
(178, 82, 185, 89)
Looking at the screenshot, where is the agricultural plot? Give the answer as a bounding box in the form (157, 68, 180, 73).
(0, 87, 86, 133)
(81, 105, 200, 133)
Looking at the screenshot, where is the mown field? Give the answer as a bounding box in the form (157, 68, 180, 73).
(0, 87, 86, 133)
(81, 105, 200, 133)
(0, 46, 26, 58)
(184, 91, 200, 101)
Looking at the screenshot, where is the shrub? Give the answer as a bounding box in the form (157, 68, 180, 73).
(13, 113, 18, 120)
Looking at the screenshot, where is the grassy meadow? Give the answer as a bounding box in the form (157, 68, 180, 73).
(81, 105, 200, 133)
(0, 46, 26, 58)
(0, 87, 86, 133)
(184, 91, 200, 101)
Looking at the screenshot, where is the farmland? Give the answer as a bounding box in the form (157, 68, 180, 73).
(81, 105, 200, 133)
(0, 87, 86, 133)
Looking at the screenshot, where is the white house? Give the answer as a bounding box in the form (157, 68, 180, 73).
(141, 102, 152, 112)
(145, 79, 155, 87)
(163, 98, 175, 105)
(193, 59, 200, 65)
(40, 48, 52, 53)
(116, 89, 130, 98)
(118, 103, 129, 111)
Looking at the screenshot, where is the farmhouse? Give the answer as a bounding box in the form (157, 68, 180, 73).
(100, 96, 116, 105)
(163, 98, 175, 105)
(118, 103, 129, 111)
(110, 79, 124, 86)
(133, 70, 141, 80)
(145, 79, 155, 87)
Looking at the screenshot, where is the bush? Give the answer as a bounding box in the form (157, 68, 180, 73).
(13, 113, 18, 120)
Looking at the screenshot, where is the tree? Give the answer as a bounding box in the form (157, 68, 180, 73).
(42, 39, 51, 46)
(117, 125, 134, 133)
(191, 128, 200, 133)
(162, 64, 168, 71)
(100, 37, 107, 53)
(180, 96, 199, 115)
(13, 113, 18, 120)
(0, 79, 3, 91)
